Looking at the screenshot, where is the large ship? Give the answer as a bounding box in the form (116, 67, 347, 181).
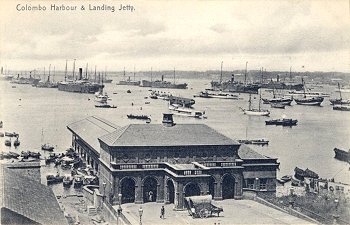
(210, 62, 260, 94)
(169, 96, 195, 107)
(141, 79, 187, 89)
(11, 73, 41, 85)
(140, 69, 187, 89)
(117, 67, 140, 86)
(58, 66, 103, 93)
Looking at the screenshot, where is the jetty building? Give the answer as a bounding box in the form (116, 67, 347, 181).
(67, 114, 279, 209)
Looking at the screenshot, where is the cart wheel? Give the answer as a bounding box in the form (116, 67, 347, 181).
(199, 208, 210, 218)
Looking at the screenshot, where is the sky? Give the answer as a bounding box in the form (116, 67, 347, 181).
(0, 0, 349, 73)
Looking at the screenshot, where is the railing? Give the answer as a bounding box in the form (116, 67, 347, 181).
(110, 163, 161, 170)
(201, 160, 243, 167)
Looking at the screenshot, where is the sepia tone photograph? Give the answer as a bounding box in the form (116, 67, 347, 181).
(0, 0, 349, 224)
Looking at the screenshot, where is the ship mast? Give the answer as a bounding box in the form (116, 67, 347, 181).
(220, 61, 223, 85)
(133, 66, 135, 81)
(85, 63, 88, 79)
(123, 67, 126, 81)
(48, 64, 51, 82)
(338, 83, 342, 100)
(258, 90, 262, 111)
(94, 66, 97, 82)
(248, 94, 252, 110)
(72, 59, 76, 80)
(53, 66, 55, 82)
(151, 67, 153, 82)
(64, 60, 67, 81)
(173, 67, 175, 84)
(289, 66, 292, 81)
(244, 61, 248, 84)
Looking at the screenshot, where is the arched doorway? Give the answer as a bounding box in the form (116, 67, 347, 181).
(167, 179, 175, 204)
(143, 177, 158, 203)
(120, 177, 135, 203)
(222, 174, 235, 199)
(209, 177, 216, 198)
(184, 183, 201, 197)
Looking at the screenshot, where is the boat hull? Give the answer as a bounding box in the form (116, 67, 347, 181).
(294, 97, 324, 106)
(244, 110, 270, 116)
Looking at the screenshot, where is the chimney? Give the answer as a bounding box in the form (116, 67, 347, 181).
(162, 113, 175, 127)
(277, 74, 280, 83)
(231, 74, 235, 83)
(79, 68, 83, 80)
(161, 75, 164, 81)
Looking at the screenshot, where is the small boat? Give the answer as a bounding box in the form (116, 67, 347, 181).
(238, 139, 269, 145)
(28, 151, 41, 159)
(63, 174, 73, 187)
(0, 132, 4, 137)
(13, 137, 20, 146)
(95, 104, 117, 108)
(46, 173, 64, 185)
(5, 132, 18, 137)
(270, 103, 285, 109)
(42, 143, 55, 151)
(8, 151, 20, 159)
(169, 105, 207, 119)
(333, 147, 350, 162)
(281, 175, 292, 182)
(5, 139, 11, 146)
(333, 104, 350, 111)
(74, 175, 84, 188)
(0, 121, 3, 128)
(21, 151, 29, 159)
(145, 101, 150, 104)
(127, 114, 151, 120)
(127, 90, 131, 93)
(265, 118, 298, 126)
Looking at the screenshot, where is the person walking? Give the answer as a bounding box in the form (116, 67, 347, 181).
(160, 205, 165, 219)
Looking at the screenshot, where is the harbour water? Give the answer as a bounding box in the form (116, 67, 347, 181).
(1, 76, 349, 186)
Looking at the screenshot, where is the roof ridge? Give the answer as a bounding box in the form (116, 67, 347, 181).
(67, 116, 95, 127)
(111, 124, 131, 145)
(90, 116, 120, 129)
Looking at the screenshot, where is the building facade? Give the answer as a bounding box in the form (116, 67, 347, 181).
(68, 114, 279, 209)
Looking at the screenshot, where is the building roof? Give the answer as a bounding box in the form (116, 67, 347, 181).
(238, 144, 268, 159)
(99, 124, 239, 147)
(0, 166, 68, 225)
(67, 116, 120, 154)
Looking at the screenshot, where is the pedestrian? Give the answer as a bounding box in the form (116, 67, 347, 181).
(148, 191, 153, 202)
(160, 205, 165, 219)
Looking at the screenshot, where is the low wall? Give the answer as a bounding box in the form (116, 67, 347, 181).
(83, 185, 99, 206)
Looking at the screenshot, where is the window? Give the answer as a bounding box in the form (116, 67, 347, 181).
(246, 179, 255, 189)
(260, 178, 267, 190)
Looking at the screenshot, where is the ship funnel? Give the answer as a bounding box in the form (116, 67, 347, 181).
(277, 74, 280, 82)
(79, 68, 83, 80)
(162, 113, 175, 127)
(161, 75, 164, 81)
(231, 74, 235, 83)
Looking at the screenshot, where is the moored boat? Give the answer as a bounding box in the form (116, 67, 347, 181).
(95, 104, 117, 108)
(13, 137, 20, 146)
(5, 139, 11, 146)
(5, 132, 18, 137)
(127, 114, 151, 120)
(42, 143, 55, 151)
(333, 104, 350, 111)
(238, 139, 269, 145)
(270, 103, 285, 109)
(169, 105, 207, 119)
(241, 93, 270, 116)
(265, 118, 298, 126)
(333, 148, 350, 162)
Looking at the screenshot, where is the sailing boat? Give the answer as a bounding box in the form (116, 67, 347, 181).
(294, 78, 324, 106)
(262, 87, 293, 106)
(332, 83, 350, 111)
(41, 129, 54, 151)
(330, 83, 350, 105)
(241, 92, 270, 116)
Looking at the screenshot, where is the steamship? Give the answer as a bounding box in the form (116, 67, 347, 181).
(58, 68, 104, 93)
